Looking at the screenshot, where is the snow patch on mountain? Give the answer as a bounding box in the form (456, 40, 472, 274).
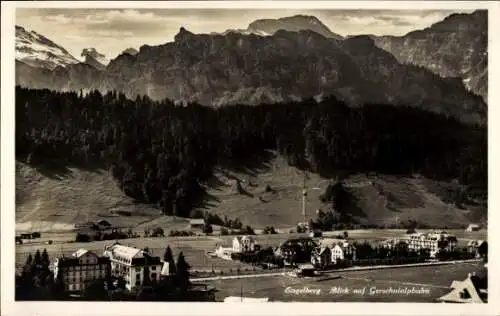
(81, 48, 110, 67)
(15, 25, 79, 70)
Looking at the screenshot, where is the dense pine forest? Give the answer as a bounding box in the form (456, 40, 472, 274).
(16, 87, 487, 219)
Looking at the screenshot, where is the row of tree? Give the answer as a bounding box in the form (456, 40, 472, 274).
(16, 87, 487, 219)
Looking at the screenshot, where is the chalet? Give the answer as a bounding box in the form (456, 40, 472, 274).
(20, 233, 32, 239)
(53, 249, 111, 292)
(331, 241, 357, 264)
(467, 240, 487, 258)
(319, 238, 356, 264)
(310, 246, 331, 268)
(189, 219, 205, 229)
(215, 246, 234, 260)
(232, 235, 256, 253)
(466, 224, 481, 232)
(437, 272, 487, 303)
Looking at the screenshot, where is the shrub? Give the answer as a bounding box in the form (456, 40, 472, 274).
(220, 228, 229, 235)
(296, 225, 307, 233)
(263, 226, 277, 234)
(151, 227, 165, 237)
(76, 233, 91, 242)
(242, 226, 255, 235)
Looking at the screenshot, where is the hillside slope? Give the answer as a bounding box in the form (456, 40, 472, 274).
(16, 153, 484, 232)
(15, 162, 165, 232)
(200, 154, 482, 229)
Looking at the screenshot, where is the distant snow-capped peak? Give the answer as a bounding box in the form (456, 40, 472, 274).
(81, 48, 110, 67)
(15, 25, 80, 70)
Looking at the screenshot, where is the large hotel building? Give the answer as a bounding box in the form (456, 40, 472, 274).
(53, 249, 111, 292)
(103, 242, 164, 291)
(406, 231, 457, 257)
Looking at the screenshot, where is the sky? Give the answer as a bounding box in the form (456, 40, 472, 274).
(16, 8, 474, 60)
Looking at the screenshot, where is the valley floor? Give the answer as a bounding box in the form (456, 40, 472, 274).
(210, 261, 483, 302)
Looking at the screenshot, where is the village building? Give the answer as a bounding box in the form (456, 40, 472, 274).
(215, 245, 234, 260)
(53, 249, 111, 292)
(379, 238, 404, 249)
(466, 224, 481, 232)
(103, 243, 163, 291)
(318, 239, 356, 264)
(331, 241, 357, 264)
(406, 231, 457, 258)
(232, 235, 256, 253)
(467, 240, 487, 258)
(310, 246, 331, 268)
(437, 272, 487, 303)
(188, 218, 205, 230)
(296, 264, 316, 277)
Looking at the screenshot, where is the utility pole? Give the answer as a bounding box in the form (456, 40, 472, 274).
(302, 170, 308, 225)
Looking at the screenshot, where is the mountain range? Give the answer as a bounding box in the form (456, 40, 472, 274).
(370, 10, 487, 101)
(15, 11, 487, 123)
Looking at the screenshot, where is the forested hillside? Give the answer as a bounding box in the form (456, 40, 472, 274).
(16, 87, 487, 224)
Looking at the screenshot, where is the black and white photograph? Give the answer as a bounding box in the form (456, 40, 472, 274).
(1, 1, 497, 314)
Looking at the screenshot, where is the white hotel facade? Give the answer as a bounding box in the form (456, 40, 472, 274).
(406, 231, 457, 258)
(103, 243, 164, 291)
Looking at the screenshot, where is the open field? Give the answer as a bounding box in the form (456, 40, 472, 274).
(15, 228, 486, 249)
(16, 152, 485, 232)
(210, 262, 484, 302)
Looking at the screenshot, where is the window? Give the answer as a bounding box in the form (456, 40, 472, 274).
(151, 266, 156, 271)
(151, 273, 157, 279)
(135, 267, 141, 272)
(136, 274, 140, 280)
(136, 280, 141, 286)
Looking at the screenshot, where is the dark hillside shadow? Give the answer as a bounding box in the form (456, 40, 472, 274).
(221, 149, 275, 177)
(18, 157, 106, 180)
(193, 190, 221, 210)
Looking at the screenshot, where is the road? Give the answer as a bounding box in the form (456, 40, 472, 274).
(190, 259, 482, 282)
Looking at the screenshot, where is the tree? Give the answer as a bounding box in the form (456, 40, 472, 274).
(242, 226, 255, 235)
(163, 246, 176, 275)
(83, 279, 108, 300)
(202, 223, 213, 235)
(176, 252, 191, 292)
(25, 254, 33, 267)
(343, 231, 349, 239)
(41, 249, 50, 268)
(34, 250, 42, 267)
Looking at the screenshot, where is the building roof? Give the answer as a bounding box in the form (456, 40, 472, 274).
(72, 249, 89, 258)
(298, 264, 315, 270)
(437, 274, 487, 303)
(56, 253, 109, 267)
(234, 235, 255, 243)
(107, 244, 144, 259)
(189, 219, 205, 225)
(318, 247, 331, 255)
